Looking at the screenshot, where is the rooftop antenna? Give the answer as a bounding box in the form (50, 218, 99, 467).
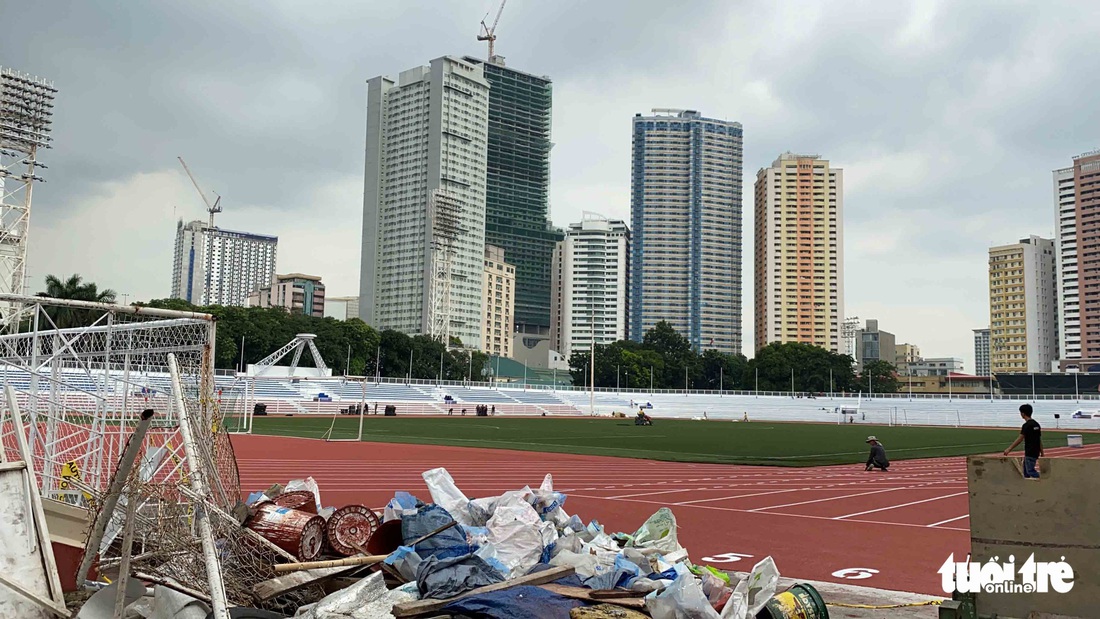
(478, 0, 508, 63)
(177, 156, 222, 228)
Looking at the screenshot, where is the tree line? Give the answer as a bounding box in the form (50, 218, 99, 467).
(37, 275, 901, 392)
(568, 321, 901, 393)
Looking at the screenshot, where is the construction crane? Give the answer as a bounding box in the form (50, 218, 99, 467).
(477, 0, 507, 61)
(177, 156, 222, 229)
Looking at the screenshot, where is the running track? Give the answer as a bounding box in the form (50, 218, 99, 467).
(230, 436, 1100, 595)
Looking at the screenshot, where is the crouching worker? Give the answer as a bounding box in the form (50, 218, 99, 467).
(865, 436, 889, 471)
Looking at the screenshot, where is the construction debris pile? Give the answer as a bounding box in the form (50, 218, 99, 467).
(222, 468, 812, 619)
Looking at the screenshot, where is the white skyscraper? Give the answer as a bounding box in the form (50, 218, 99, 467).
(171, 220, 277, 306)
(551, 214, 630, 359)
(359, 56, 490, 348)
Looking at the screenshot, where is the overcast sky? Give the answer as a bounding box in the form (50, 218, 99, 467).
(3, 1, 1099, 368)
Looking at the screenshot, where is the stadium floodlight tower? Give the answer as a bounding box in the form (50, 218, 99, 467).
(0, 67, 56, 327)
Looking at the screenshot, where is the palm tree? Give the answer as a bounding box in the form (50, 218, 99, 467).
(36, 274, 117, 328)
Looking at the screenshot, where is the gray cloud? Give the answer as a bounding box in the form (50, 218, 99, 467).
(3, 0, 1099, 368)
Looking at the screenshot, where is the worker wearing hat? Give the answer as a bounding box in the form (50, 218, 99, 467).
(865, 436, 890, 472)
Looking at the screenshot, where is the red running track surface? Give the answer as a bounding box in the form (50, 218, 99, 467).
(230, 435, 1100, 595)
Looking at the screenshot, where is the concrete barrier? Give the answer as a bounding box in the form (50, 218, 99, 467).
(966, 456, 1099, 618)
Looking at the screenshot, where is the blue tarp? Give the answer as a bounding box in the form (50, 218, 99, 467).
(441, 585, 585, 618)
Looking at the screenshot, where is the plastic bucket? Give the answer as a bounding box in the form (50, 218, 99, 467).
(756, 583, 829, 619)
(1068, 434, 1083, 448)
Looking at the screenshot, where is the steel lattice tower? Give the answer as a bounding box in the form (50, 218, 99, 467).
(0, 67, 56, 325)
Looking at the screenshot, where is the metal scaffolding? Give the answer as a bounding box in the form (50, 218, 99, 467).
(0, 67, 56, 327)
(428, 188, 464, 343)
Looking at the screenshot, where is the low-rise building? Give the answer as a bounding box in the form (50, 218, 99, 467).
(248, 273, 325, 317)
(324, 296, 360, 321)
(896, 372, 996, 395)
(904, 357, 964, 377)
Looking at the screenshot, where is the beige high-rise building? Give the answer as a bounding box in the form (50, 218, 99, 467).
(989, 236, 1057, 373)
(753, 153, 844, 352)
(482, 245, 515, 358)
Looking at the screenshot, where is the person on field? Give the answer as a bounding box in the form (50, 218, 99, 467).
(865, 436, 889, 471)
(1004, 403, 1043, 479)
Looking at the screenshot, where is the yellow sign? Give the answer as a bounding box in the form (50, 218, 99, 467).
(58, 460, 92, 500)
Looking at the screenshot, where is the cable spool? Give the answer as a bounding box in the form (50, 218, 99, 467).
(247, 502, 326, 560)
(273, 490, 317, 514)
(326, 505, 382, 557)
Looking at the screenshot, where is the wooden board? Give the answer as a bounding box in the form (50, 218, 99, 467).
(252, 564, 362, 601)
(391, 565, 575, 617)
(539, 583, 647, 609)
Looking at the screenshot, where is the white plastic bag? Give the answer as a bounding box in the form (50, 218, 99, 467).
(733, 556, 779, 616)
(486, 495, 544, 578)
(422, 467, 485, 526)
(645, 570, 721, 619)
(630, 508, 683, 555)
(719, 591, 748, 619)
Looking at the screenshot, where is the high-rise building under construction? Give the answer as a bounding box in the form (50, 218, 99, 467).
(464, 57, 562, 349)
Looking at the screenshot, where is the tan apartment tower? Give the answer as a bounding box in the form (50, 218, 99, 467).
(989, 236, 1057, 373)
(1054, 150, 1100, 370)
(754, 153, 844, 352)
(482, 245, 515, 358)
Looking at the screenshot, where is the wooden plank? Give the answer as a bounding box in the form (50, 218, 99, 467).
(253, 564, 358, 602)
(0, 573, 71, 618)
(538, 583, 647, 609)
(391, 565, 575, 618)
(0, 461, 27, 473)
(6, 387, 67, 608)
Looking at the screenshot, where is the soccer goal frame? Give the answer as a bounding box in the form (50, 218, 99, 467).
(321, 375, 369, 442)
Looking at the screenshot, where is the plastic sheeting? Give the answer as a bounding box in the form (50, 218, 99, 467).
(441, 585, 585, 619)
(415, 553, 504, 600)
(294, 572, 417, 619)
(400, 504, 470, 560)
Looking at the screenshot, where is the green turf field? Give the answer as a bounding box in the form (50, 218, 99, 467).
(247, 416, 1100, 466)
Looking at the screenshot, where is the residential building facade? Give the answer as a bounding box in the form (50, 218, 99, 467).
(248, 273, 326, 318)
(482, 245, 515, 358)
(463, 57, 562, 343)
(989, 236, 1057, 373)
(359, 56, 490, 348)
(973, 328, 991, 377)
(895, 343, 921, 370)
(170, 220, 277, 307)
(754, 153, 844, 352)
(1054, 150, 1100, 370)
(551, 214, 630, 359)
(852, 319, 896, 372)
(629, 109, 743, 353)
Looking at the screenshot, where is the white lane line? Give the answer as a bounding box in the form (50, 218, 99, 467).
(926, 514, 970, 527)
(834, 492, 968, 520)
(676, 488, 807, 506)
(747, 487, 909, 512)
(567, 493, 971, 532)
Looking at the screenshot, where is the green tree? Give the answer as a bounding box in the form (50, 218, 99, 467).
(37, 274, 117, 328)
(643, 321, 696, 389)
(698, 350, 749, 390)
(860, 360, 900, 394)
(746, 342, 857, 393)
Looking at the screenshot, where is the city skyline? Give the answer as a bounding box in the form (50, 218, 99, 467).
(3, 1, 1099, 370)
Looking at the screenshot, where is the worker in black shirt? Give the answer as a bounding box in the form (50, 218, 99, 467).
(1003, 403, 1044, 479)
(865, 436, 889, 472)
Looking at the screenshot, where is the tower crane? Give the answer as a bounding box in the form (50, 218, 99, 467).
(477, 0, 507, 61)
(177, 156, 222, 228)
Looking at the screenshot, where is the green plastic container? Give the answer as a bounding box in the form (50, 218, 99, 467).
(756, 583, 829, 619)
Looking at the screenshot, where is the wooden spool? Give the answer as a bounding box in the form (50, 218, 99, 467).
(273, 490, 317, 514)
(247, 502, 326, 561)
(326, 505, 382, 557)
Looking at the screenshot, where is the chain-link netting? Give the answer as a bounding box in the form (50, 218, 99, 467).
(0, 299, 314, 609)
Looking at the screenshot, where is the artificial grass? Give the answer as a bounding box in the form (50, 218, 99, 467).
(246, 416, 1100, 467)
